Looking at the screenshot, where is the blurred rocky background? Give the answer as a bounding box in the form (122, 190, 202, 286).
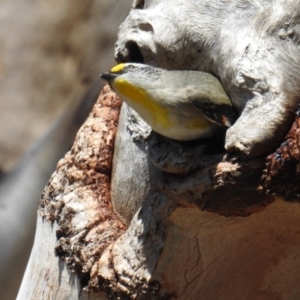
(0, 1, 131, 299)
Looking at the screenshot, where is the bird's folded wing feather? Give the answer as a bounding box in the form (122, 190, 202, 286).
(188, 96, 237, 127)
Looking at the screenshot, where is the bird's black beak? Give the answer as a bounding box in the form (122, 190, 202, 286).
(99, 72, 118, 82)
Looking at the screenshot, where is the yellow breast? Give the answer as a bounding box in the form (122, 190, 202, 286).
(112, 78, 172, 128)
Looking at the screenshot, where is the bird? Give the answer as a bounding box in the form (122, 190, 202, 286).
(100, 63, 236, 141)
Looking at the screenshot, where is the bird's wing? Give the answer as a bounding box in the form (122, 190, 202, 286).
(188, 96, 237, 127)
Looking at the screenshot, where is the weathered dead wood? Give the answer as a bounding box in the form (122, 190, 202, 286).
(153, 199, 300, 299)
(19, 1, 300, 299)
(1, 1, 132, 298)
(0, 87, 97, 300)
(116, 0, 300, 158)
(264, 108, 300, 199)
(18, 84, 300, 300)
(17, 217, 107, 300)
(18, 86, 125, 299)
(40, 85, 126, 279)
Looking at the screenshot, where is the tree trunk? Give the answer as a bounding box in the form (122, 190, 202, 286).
(18, 86, 124, 300)
(0, 1, 132, 298)
(18, 1, 300, 299)
(18, 85, 300, 300)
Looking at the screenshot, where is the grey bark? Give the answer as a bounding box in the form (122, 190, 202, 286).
(18, 1, 300, 300)
(107, 0, 300, 298)
(0, 87, 97, 300)
(17, 216, 106, 300)
(116, 0, 300, 158)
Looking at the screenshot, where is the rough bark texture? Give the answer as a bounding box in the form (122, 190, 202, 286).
(19, 1, 300, 300)
(19, 85, 300, 300)
(0, 89, 97, 300)
(18, 217, 108, 300)
(264, 107, 300, 199)
(0, 1, 132, 299)
(116, 0, 300, 158)
(39, 86, 126, 284)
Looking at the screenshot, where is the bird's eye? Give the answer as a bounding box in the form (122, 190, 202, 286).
(125, 65, 137, 72)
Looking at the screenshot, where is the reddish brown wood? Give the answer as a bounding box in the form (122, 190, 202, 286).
(39, 85, 126, 287)
(264, 110, 300, 199)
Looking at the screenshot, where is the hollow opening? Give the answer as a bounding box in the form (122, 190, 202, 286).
(135, 0, 145, 9)
(126, 41, 145, 63)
